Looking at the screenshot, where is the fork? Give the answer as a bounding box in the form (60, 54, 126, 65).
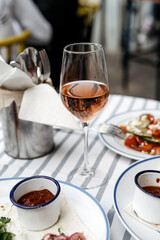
(54, 123, 127, 139)
(39, 49, 51, 82)
(98, 123, 127, 139)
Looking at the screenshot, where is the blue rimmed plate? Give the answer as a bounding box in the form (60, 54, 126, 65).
(99, 109, 160, 160)
(114, 156, 160, 240)
(0, 177, 109, 240)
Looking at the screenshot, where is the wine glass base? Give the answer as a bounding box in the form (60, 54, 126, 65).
(67, 168, 108, 190)
(80, 168, 95, 177)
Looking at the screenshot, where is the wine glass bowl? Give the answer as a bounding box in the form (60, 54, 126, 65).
(60, 43, 109, 188)
(61, 81, 109, 123)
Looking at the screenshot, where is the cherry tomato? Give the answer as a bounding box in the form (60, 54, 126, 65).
(150, 129, 160, 137)
(139, 141, 155, 153)
(135, 136, 144, 145)
(124, 135, 140, 150)
(147, 114, 155, 124)
(151, 146, 160, 155)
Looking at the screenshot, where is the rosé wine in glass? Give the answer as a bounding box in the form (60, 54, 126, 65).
(60, 43, 109, 189)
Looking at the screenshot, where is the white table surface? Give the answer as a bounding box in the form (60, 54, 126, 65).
(0, 94, 160, 240)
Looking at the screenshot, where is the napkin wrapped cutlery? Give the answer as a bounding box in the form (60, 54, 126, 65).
(0, 48, 80, 159)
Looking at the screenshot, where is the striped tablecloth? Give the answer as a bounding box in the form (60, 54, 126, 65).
(0, 94, 160, 240)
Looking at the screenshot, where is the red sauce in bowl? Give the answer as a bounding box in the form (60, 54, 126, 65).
(17, 189, 54, 206)
(143, 186, 160, 197)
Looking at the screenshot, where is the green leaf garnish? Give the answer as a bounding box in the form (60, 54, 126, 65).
(0, 217, 15, 240)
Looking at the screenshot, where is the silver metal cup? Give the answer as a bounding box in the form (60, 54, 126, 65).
(1, 101, 54, 159)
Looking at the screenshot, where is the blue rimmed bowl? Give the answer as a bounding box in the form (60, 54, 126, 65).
(133, 170, 160, 224)
(10, 176, 61, 231)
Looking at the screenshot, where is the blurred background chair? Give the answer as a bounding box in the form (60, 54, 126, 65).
(0, 29, 31, 63)
(121, 0, 160, 100)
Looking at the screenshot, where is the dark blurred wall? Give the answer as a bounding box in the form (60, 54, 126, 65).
(32, 0, 85, 88)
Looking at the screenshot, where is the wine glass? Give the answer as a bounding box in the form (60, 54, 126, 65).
(60, 43, 109, 188)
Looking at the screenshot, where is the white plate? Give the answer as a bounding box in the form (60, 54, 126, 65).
(114, 156, 160, 240)
(0, 178, 109, 240)
(99, 109, 160, 160)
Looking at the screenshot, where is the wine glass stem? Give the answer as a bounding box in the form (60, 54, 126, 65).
(81, 122, 94, 176)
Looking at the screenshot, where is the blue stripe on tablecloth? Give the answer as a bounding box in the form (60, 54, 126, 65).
(80, 146, 109, 189)
(0, 151, 4, 158)
(12, 159, 34, 177)
(122, 231, 132, 240)
(107, 206, 115, 226)
(33, 131, 72, 175)
(0, 158, 15, 175)
(65, 134, 100, 182)
(105, 158, 133, 226)
(0, 129, 76, 178)
(96, 154, 122, 202)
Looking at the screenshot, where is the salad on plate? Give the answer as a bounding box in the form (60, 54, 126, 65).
(120, 113, 160, 155)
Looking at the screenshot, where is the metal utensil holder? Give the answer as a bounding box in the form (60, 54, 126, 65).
(1, 101, 54, 159)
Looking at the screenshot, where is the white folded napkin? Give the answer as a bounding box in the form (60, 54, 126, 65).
(19, 83, 80, 130)
(124, 202, 160, 231)
(0, 56, 35, 90)
(0, 56, 80, 130)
